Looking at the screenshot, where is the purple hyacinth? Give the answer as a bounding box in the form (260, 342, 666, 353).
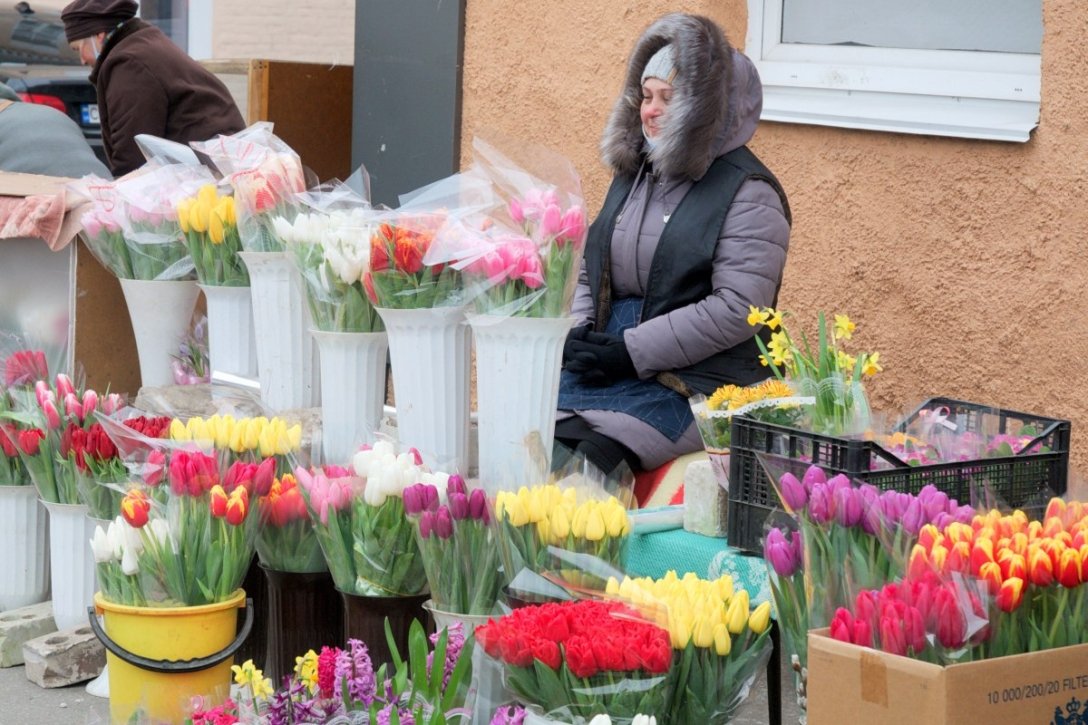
(779, 472, 809, 511)
(491, 705, 528, 725)
(376, 704, 416, 725)
(333, 638, 376, 707)
(427, 621, 465, 690)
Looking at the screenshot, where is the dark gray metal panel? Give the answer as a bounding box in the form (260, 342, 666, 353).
(352, 0, 465, 207)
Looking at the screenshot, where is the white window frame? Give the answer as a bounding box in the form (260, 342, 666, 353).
(746, 0, 1041, 142)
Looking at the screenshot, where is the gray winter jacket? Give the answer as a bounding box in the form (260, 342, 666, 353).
(563, 14, 790, 468)
(0, 82, 111, 178)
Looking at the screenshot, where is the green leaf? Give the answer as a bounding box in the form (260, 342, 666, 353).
(385, 618, 405, 672)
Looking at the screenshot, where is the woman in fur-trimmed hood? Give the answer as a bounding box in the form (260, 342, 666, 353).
(556, 13, 792, 474)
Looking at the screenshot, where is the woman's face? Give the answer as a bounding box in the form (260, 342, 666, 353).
(640, 78, 673, 138)
(69, 33, 105, 66)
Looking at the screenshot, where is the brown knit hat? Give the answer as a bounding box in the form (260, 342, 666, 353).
(61, 0, 137, 42)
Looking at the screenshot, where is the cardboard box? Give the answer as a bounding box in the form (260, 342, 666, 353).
(808, 629, 1088, 724)
(0, 171, 141, 395)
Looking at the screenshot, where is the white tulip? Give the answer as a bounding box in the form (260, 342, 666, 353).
(89, 526, 112, 564)
(632, 716, 657, 725)
(588, 717, 611, 725)
(363, 478, 387, 507)
(121, 545, 140, 576)
(271, 216, 297, 244)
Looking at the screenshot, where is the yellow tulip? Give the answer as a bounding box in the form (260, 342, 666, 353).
(258, 426, 277, 458)
(713, 623, 732, 656)
(244, 419, 261, 451)
(604, 501, 629, 537)
(169, 418, 190, 441)
(189, 200, 209, 234)
(669, 612, 692, 649)
(176, 198, 192, 234)
(585, 504, 606, 542)
(715, 576, 734, 603)
(213, 416, 233, 449)
(550, 505, 570, 543)
(692, 616, 715, 648)
(749, 601, 772, 634)
(571, 502, 589, 538)
(287, 423, 302, 451)
(506, 494, 529, 527)
(188, 417, 210, 442)
(494, 492, 507, 519)
(220, 196, 236, 226)
(605, 577, 620, 596)
(208, 207, 226, 245)
(197, 183, 218, 210)
(726, 596, 749, 635)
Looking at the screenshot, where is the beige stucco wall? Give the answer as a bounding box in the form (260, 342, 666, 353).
(463, 0, 1088, 481)
(210, 0, 355, 64)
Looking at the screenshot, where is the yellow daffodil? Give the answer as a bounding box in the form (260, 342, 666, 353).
(294, 649, 319, 694)
(836, 350, 857, 373)
(765, 309, 783, 331)
(746, 305, 769, 327)
(833, 314, 856, 341)
(862, 352, 883, 376)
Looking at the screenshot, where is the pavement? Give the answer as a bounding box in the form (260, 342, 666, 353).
(0, 650, 801, 724)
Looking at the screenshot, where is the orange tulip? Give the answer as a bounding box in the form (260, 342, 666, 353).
(970, 538, 995, 574)
(210, 484, 228, 518)
(226, 487, 249, 526)
(947, 541, 971, 573)
(946, 522, 975, 546)
(930, 544, 949, 574)
(1009, 532, 1029, 557)
(908, 544, 931, 581)
(1028, 546, 1054, 587)
(1042, 517, 1065, 539)
(996, 577, 1025, 613)
(999, 552, 1026, 581)
(1080, 545, 1088, 583)
(1045, 498, 1067, 523)
(1057, 548, 1082, 589)
(918, 524, 942, 553)
(979, 561, 1003, 595)
(1027, 520, 1044, 541)
(121, 490, 150, 528)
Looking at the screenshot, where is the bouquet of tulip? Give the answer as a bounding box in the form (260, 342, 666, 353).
(476, 599, 673, 723)
(294, 464, 358, 592)
(405, 476, 502, 615)
(114, 450, 261, 606)
(177, 183, 248, 286)
(348, 440, 452, 596)
(691, 378, 807, 451)
(0, 421, 25, 486)
(112, 162, 218, 280)
(746, 307, 880, 435)
(274, 201, 384, 332)
(256, 471, 326, 573)
(190, 620, 472, 725)
(604, 571, 773, 724)
(762, 527, 809, 707)
(365, 212, 466, 309)
(168, 414, 303, 475)
(63, 420, 127, 518)
(193, 123, 307, 253)
(494, 481, 631, 590)
(89, 514, 148, 607)
(76, 180, 134, 278)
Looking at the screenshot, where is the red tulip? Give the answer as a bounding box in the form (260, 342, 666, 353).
(253, 457, 276, 496)
(226, 488, 249, 526)
(979, 561, 1003, 595)
(996, 577, 1025, 613)
(1057, 548, 1082, 589)
(970, 539, 995, 573)
(998, 552, 1026, 582)
(209, 484, 229, 518)
(0, 425, 17, 457)
(121, 490, 150, 528)
(879, 616, 907, 656)
(17, 428, 44, 455)
(1028, 547, 1054, 587)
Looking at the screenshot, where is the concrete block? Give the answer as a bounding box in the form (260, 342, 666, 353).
(22, 626, 104, 688)
(0, 601, 57, 667)
(683, 458, 729, 538)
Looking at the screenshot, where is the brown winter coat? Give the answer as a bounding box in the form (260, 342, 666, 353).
(90, 19, 245, 176)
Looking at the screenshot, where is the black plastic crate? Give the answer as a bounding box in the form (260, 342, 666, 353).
(726, 397, 1071, 554)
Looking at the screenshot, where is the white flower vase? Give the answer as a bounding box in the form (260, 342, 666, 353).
(199, 284, 258, 378)
(377, 306, 470, 472)
(424, 600, 507, 724)
(311, 330, 388, 465)
(239, 252, 319, 411)
(85, 514, 110, 698)
(0, 486, 49, 611)
(42, 501, 96, 631)
(470, 315, 574, 489)
(118, 279, 200, 389)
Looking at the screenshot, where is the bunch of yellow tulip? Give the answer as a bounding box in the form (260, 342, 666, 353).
(169, 414, 302, 470)
(494, 484, 630, 588)
(606, 571, 773, 724)
(177, 184, 249, 286)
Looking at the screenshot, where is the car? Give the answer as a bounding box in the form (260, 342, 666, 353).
(0, 0, 106, 166)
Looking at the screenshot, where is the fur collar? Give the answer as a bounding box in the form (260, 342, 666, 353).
(601, 14, 737, 181)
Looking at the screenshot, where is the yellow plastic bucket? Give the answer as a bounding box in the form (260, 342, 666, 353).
(90, 590, 252, 725)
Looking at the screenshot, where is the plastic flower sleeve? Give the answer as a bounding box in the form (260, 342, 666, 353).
(68, 175, 135, 279)
(475, 599, 673, 724)
(191, 122, 308, 253)
(175, 182, 249, 286)
(112, 162, 219, 280)
(278, 183, 384, 332)
(466, 135, 588, 319)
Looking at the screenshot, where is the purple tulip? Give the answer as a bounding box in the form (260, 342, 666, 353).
(801, 465, 827, 492)
(764, 527, 800, 577)
(827, 473, 852, 495)
(447, 474, 467, 497)
(435, 507, 454, 539)
(779, 472, 809, 511)
(834, 486, 864, 528)
(954, 504, 976, 524)
(421, 484, 440, 512)
(402, 484, 425, 515)
(448, 492, 470, 520)
(918, 485, 949, 523)
(791, 530, 804, 564)
(901, 497, 925, 535)
(932, 512, 955, 531)
(468, 488, 488, 521)
(419, 511, 435, 539)
(808, 483, 835, 524)
(878, 490, 905, 525)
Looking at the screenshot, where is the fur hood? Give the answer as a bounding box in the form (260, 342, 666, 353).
(601, 14, 763, 181)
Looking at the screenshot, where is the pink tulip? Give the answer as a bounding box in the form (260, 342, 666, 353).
(508, 198, 525, 224)
(469, 488, 488, 521)
(801, 464, 827, 492)
(102, 393, 124, 415)
(55, 373, 75, 399)
(446, 474, 467, 497)
(540, 204, 563, 238)
(557, 205, 586, 247)
(82, 212, 103, 238)
(81, 390, 98, 418)
(515, 251, 545, 289)
(448, 492, 469, 520)
(145, 449, 166, 486)
(63, 392, 83, 422)
(42, 399, 61, 430)
(778, 472, 808, 511)
(435, 506, 454, 539)
(34, 380, 52, 408)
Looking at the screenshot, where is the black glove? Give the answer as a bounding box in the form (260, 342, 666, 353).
(564, 331, 636, 387)
(562, 325, 591, 366)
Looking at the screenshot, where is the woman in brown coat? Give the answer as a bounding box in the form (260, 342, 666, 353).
(61, 0, 245, 176)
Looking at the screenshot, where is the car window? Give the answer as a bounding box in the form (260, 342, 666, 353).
(1, 1, 80, 64)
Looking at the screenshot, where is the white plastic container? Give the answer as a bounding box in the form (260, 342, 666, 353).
(0, 485, 49, 611)
(311, 330, 388, 465)
(42, 501, 96, 631)
(119, 279, 200, 388)
(199, 284, 258, 378)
